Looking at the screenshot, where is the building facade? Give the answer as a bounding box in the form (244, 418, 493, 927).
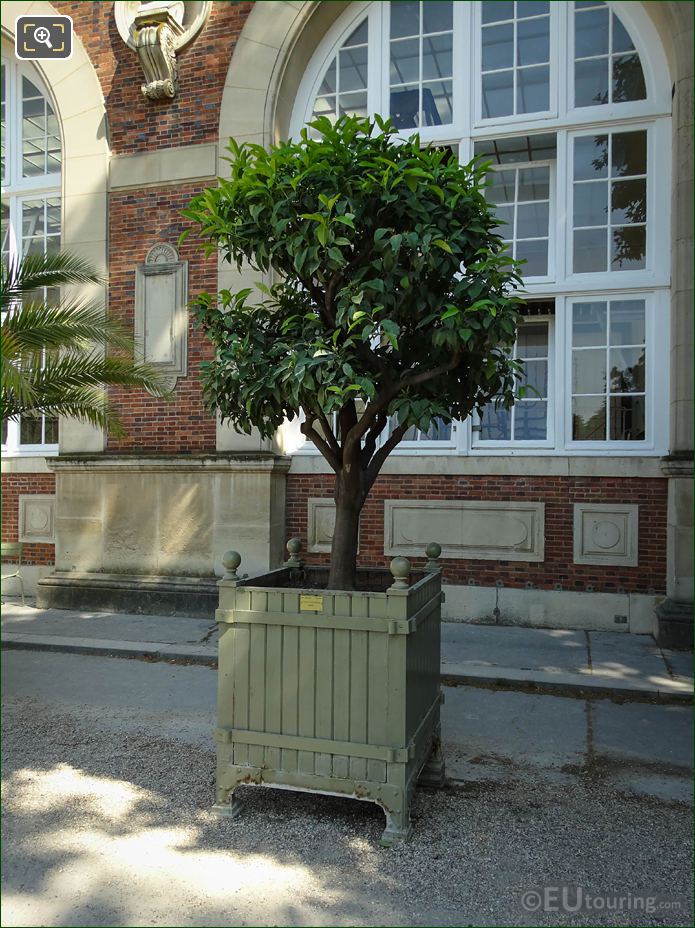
(1, 1, 692, 644)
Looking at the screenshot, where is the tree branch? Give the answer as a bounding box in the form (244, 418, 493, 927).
(361, 409, 387, 465)
(307, 404, 342, 460)
(365, 421, 409, 486)
(300, 419, 341, 472)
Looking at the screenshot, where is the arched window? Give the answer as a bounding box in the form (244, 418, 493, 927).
(1, 49, 62, 455)
(291, 1, 671, 456)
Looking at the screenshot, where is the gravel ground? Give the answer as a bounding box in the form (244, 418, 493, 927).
(2, 694, 692, 928)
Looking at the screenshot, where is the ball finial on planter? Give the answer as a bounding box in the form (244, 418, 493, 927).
(425, 542, 442, 572)
(389, 556, 411, 590)
(285, 537, 303, 568)
(222, 550, 242, 581)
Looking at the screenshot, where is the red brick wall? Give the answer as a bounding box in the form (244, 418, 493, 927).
(106, 184, 218, 454)
(53, 1, 254, 155)
(1, 474, 56, 565)
(286, 473, 668, 594)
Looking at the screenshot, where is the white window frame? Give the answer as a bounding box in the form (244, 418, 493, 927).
(471, 314, 555, 452)
(561, 290, 668, 454)
(2, 51, 62, 458)
(473, 0, 559, 129)
(287, 1, 672, 458)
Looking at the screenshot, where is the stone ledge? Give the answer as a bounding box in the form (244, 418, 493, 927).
(46, 453, 292, 474)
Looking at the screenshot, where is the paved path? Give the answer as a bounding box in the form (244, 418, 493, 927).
(2, 600, 692, 701)
(2, 649, 693, 927)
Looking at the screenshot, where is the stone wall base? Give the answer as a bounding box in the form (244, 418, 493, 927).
(36, 571, 217, 618)
(655, 598, 694, 650)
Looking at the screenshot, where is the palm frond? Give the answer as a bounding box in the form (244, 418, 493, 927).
(2, 299, 135, 358)
(2, 385, 127, 438)
(1, 252, 102, 307)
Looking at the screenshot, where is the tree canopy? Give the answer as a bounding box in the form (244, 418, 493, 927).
(184, 115, 525, 588)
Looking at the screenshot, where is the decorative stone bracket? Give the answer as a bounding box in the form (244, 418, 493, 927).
(114, 2, 211, 101)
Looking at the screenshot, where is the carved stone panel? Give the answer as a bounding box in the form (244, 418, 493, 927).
(135, 243, 188, 391)
(19, 494, 56, 544)
(573, 503, 639, 566)
(384, 499, 545, 562)
(307, 498, 336, 553)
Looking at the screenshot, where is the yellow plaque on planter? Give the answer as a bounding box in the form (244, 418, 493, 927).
(300, 594, 324, 612)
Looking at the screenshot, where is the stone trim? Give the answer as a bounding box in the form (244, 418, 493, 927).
(109, 143, 218, 190)
(18, 495, 56, 544)
(289, 454, 665, 478)
(46, 454, 292, 474)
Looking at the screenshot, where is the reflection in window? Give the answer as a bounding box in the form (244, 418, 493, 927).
(312, 20, 369, 124)
(572, 130, 647, 272)
(574, 1, 646, 107)
(571, 300, 646, 441)
(481, 1, 550, 118)
(389, 1, 454, 128)
(479, 320, 550, 442)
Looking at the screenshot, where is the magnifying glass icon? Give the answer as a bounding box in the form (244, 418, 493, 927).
(34, 26, 53, 49)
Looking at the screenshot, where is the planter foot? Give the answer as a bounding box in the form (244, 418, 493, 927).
(418, 727, 446, 788)
(380, 808, 412, 847)
(212, 794, 242, 820)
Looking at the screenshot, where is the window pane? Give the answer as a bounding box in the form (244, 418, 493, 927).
(390, 86, 420, 128)
(313, 95, 335, 119)
(481, 1, 514, 24)
(573, 396, 606, 440)
(20, 416, 42, 444)
(482, 23, 514, 71)
(391, 1, 419, 38)
(609, 301, 645, 345)
(612, 14, 634, 52)
(520, 359, 548, 395)
(517, 2, 549, 18)
(391, 38, 419, 84)
(575, 57, 609, 107)
(422, 81, 453, 125)
(516, 201, 548, 238)
(610, 179, 646, 225)
(44, 417, 59, 444)
(422, 34, 453, 81)
(609, 347, 645, 393)
(344, 20, 368, 47)
(574, 135, 608, 180)
(575, 7, 609, 57)
(480, 404, 511, 440)
(493, 203, 514, 234)
(339, 45, 368, 92)
(318, 61, 336, 96)
(573, 348, 606, 394)
(574, 227, 607, 272)
(611, 225, 646, 270)
(573, 303, 607, 347)
(517, 324, 548, 358)
(516, 238, 547, 276)
(515, 400, 547, 439)
(609, 396, 645, 440)
(338, 92, 368, 119)
(612, 54, 646, 103)
(611, 131, 647, 177)
(518, 166, 549, 201)
(482, 70, 513, 118)
(423, 1, 452, 33)
(517, 16, 549, 66)
(487, 170, 517, 204)
(574, 180, 608, 227)
(517, 65, 549, 113)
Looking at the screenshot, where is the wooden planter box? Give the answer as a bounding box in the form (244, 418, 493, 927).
(213, 553, 445, 845)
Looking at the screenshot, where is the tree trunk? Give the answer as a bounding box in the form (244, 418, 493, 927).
(327, 468, 366, 591)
